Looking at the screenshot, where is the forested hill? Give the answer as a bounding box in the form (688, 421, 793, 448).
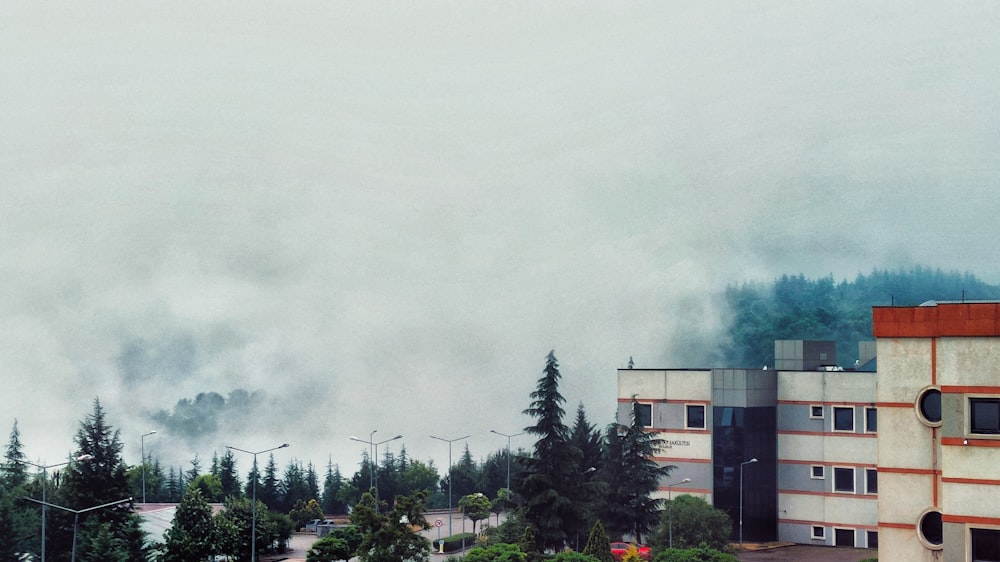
(721, 267, 1000, 369)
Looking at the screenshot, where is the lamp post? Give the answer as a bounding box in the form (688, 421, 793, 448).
(739, 458, 758, 550)
(489, 429, 524, 493)
(667, 477, 691, 549)
(140, 430, 157, 504)
(227, 443, 289, 562)
(430, 434, 469, 538)
(349, 433, 402, 504)
(6, 454, 93, 562)
(22, 496, 131, 562)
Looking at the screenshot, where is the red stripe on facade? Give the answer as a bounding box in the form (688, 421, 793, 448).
(876, 467, 940, 475)
(778, 489, 877, 500)
(618, 398, 712, 405)
(942, 477, 1000, 486)
(931, 337, 937, 386)
(780, 518, 878, 530)
(879, 522, 917, 530)
(778, 430, 876, 438)
(778, 400, 877, 407)
(942, 514, 1000, 526)
(942, 437, 1000, 448)
(779, 459, 877, 468)
(875, 402, 913, 408)
(941, 385, 1000, 394)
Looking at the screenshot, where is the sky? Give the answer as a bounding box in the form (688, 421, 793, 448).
(2, 2, 1000, 479)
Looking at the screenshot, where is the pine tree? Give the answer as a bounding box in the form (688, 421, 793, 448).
(1, 419, 28, 489)
(219, 449, 242, 499)
(322, 460, 347, 515)
(583, 520, 614, 562)
(260, 454, 281, 509)
(517, 350, 582, 551)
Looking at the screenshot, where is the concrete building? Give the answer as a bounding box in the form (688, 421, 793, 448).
(873, 301, 1000, 562)
(618, 301, 1000, 561)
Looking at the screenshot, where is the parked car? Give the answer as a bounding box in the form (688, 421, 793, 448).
(610, 542, 652, 561)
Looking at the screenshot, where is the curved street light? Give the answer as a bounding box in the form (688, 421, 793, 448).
(667, 477, 692, 549)
(227, 443, 290, 561)
(6, 453, 93, 562)
(489, 429, 524, 493)
(349, 433, 403, 504)
(739, 458, 758, 550)
(140, 430, 157, 504)
(430, 434, 470, 539)
(21, 495, 131, 562)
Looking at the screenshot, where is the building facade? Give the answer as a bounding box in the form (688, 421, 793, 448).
(619, 301, 1000, 561)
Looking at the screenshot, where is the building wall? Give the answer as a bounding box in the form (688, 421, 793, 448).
(776, 370, 878, 548)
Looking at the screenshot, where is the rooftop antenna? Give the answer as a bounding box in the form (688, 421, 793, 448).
(627, 356, 634, 369)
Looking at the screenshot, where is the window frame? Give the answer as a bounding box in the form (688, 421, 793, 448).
(833, 466, 856, 494)
(811, 526, 825, 540)
(810, 404, 824, 419)
(635, 403, 653, 428)
(970, 397, 1000, 435)
(833, 527, 855, 547)
(865, 468, 877, 495)
(866, 530, 878, 549)
(865, 407, 877, 433)
(833, 406, 855, 433)
(810, 465, 825, 480)
(685, 404, 706, 430)
(970, 527, 1000, 562)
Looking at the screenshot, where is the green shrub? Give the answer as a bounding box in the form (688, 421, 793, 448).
(551, 552, 600, 562)
(436, 533, 477, 552)
(652, 545, 737, 562)
(464, 543, 528, 562)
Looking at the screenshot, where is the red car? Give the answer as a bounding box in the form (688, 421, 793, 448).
(610, 542, 652, 561)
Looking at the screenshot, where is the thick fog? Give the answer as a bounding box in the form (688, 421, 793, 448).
(2, 3, 999, 474)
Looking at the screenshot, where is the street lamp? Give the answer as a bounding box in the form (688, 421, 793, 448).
(430, 433, 469, 539)
(667, 477, 691, 549)
(227, 443, 290, 562)
(349, 433, 403, 504)
(489, 429, 524, 493)
(6, 454, 93, 562)
(739, 458, 758, 550)
(140, 430, 157, 504)
(21, 496, 131, 562)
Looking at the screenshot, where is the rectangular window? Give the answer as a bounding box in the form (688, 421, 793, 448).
(810, 405, 824, 419)
(865, 407, 877, 433)
(686, 404, 706, 429)
(811, 465, 825, 479)
(866, 530, 878, 549)
(811, 526, 825, 540)
(636, 404, 652, 427)
(833, 407, 855, 432)
(834, 528, 855, 547)
(865, 468, 877, 494)
(971, 398, 1000, 435)
(972, 528, 1000, 562)
(834, 467, 855, 493)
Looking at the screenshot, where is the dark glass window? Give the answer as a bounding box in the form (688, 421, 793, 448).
(919, 389, 942, 424)
(867, 530, 879, 549)
(636, 404, 652, 427)
(686, 405, 706, 429)
(866, 469, 877, 494)
(919, 511, 943, 546)
(834, 528, 855, 547)
(866, 408, 877, 432)
(810, 405, 824, 419)
(811, 526, 825, 539)
(971, 399, 1000, 434)
(834, 467, 855, 493)
(834, 407, 854, 431)
(811, 465, 824, 479)
(972, 528, 1000, 562)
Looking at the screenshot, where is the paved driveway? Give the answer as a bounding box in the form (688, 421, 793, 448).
(737, 544, 876, 561)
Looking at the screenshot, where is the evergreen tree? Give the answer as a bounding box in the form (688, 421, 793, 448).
(219, 449, 242, 499)
(517, 351, 582, 551)
(322, 460, 348, 515)
(163, 487, 216, 562)
(1, 419, 28, 489)
(52, 398, 146, 562)
(567, 403, 606, 547)
(604, 399, 674, 543)
(165, 466, 181, 503)
(306, 462, 321, 503)
(187, 454, 202, 481)
(350, 490, 431, 562)
(582, 520, 614, 562)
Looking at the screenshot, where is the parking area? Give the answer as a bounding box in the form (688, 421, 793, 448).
(737, 544, 876, 562)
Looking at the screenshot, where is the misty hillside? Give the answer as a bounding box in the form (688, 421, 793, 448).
(721, 267, 1000, 368)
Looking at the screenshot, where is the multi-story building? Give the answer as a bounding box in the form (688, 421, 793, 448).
(619, 300, 1000, 561)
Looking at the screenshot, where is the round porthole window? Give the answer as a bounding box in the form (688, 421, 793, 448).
(917, 509, 943, 550)
(916, 387, 942, 427)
